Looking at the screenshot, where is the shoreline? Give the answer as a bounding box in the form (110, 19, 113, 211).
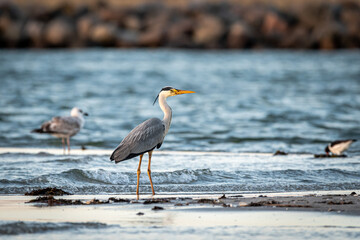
(1, 191, 360, 220)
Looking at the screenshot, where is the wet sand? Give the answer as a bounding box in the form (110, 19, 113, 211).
(1, 192, 360, 239)
(1, 191, 360, 224)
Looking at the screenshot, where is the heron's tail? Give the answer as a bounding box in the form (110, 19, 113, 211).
(31, 128, 45, 133)
(110, 144, 130, 163)
(110, 144, 143, 163)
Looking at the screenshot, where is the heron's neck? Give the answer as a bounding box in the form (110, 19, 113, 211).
(159, 94, 172, 135)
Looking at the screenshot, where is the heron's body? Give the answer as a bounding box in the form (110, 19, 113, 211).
(110, 87, 194, 199)
(325, 139, 356, 155)
(110, 118, 165, 162)
(32, 107, 88, 154)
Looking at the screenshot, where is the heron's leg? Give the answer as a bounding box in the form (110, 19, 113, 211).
(136, 154, 143, 200)
(147, 151, 155, 196)
(61, 138, 65, 154)
(66, 136, 70, 154)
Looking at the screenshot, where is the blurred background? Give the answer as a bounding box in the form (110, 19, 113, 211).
(0, 0, 360, 197)
(1, 0, 360, 49)
(0, 0, 359, 154)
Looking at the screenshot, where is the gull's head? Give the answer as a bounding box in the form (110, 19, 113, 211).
(325, 145, 330, 155)
(153, 86, 195, 105)
(71, 107, 89, 117)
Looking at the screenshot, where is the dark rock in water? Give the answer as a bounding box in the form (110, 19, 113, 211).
(25, 187, 72, 196)
(136, 212, 145, 215)
(228, 194, 244, 198)
(350, 192, 357, 196)
(197, 198, 218, 204)
(152, 206, 164, 210)
(26, 196, 128, 206)
(108, 197, 131, 203)
(26, 196, 82, 206)
(274, 150, 288, 156)
(143, 198, 170, 204)
(314, 154, 347, 158)
(327, 200, 353, 205)
(219, 194, 226, 199)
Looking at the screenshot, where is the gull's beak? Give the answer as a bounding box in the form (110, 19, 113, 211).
(175, 89, 196, 95)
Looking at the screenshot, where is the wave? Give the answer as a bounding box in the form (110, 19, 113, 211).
(1, 168, 360, 194)
(0, 221, 109, 235)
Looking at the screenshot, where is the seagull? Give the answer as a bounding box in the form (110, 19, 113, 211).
(31, 107, 88, 154)
(325, 139, 357, 156)
(110, 87, 195, 199)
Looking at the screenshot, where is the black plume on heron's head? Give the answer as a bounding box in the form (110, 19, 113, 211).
(153, 86, 174, 105)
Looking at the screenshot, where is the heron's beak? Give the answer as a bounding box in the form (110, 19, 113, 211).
(175, 89, 196, 95)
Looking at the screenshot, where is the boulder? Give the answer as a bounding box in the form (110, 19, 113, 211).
(193, 14, 225, 47)
(138, 27, 164, 47)
(43, 18, 74, 47)
(89, 23, 117, 46)
(116, 30, 138, 47)
(281, 27, 313, 49)
(166, 18, 194, 47)
(262, 11, 288, 36)
(137, 12, 169, 47)
(77, 14, 97, 41)
(24, 20, 44, 47)
(227, 21, 254, 48)
(123, 15, 142, 31)
(312, 21, 346, 49)
(0, 16, 22, 47)
(340, 3, 360, 47)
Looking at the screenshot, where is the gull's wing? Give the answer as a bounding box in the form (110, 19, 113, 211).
(36, 116, 81, 136)
(110, 118, 165, 163)
(330, 139, 356, 154)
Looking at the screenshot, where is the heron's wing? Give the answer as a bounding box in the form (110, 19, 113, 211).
(110, 118, 165, 163)
(42, 116, 81, 135)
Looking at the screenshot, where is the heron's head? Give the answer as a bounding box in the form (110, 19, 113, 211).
(153, 86, 195, 105)
(71, 107, 89, 117)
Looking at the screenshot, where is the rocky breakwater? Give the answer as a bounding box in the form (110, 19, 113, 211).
(0, 1, 359, 49)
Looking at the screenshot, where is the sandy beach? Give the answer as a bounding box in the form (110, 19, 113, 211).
(1, 191, 360, 239)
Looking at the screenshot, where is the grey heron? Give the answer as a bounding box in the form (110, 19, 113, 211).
(110, 87, 195, 199)
(325, 139, 357, 156)
(32, 107, 88, 154)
